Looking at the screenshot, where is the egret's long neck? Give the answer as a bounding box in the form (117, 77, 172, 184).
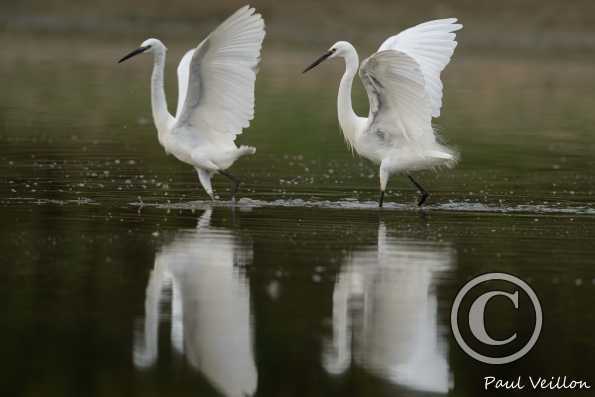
(338, 47, 360, 147)
(150, 50, 173, 139)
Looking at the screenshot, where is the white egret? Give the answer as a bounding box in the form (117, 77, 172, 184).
(119, 6, 265, 201)
(303, 19, 462, 207)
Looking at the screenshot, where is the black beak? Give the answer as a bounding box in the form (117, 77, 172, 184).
(303, 50, 333, 73)
(118, 45, 150, 63)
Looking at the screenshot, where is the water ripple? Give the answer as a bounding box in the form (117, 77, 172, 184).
(132, 198, 595, 216)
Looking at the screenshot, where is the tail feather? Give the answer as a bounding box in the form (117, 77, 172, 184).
(238, 145, 256, 156)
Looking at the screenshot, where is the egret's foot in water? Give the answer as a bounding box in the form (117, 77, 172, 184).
(407, 174, 429, 207)
(417, 191, 429, 207)
(231, 182, 240, 203)
(378, 191, 385, 208)
(219, 170, 241, 202)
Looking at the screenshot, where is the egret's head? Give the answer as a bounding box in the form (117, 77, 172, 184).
(302, 41, 353, 73)
(118, 38, 166, 63)
(329, 41, 354, 57)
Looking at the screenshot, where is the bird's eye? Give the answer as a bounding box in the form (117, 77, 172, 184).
(331, 48, 337, 53)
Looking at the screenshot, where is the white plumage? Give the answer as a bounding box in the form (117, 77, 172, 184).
(378, 18, 461, 117)
(304, 18, 462, 207)
(119, 6, 266, 200)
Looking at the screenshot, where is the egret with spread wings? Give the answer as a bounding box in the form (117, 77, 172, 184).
(303, 19, 462, 207)
(118, 6, 265, 201)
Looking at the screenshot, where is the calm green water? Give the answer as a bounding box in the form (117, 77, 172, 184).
(1, 32, 594, 397)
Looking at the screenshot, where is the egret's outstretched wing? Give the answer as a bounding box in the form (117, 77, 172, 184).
(359, 50, 434, 146)
(174, 5, 265, 140)
(175, 49, 195, 119)
(378, 19, 462, 118)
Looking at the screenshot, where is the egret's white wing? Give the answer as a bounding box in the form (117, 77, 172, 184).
(174, 5, 265, 140)
(378, 19, 462, 118)
(359, 50, 434, 146)
(175, 49, 195, 119)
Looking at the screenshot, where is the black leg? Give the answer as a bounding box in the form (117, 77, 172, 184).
(219, 170, 241, 201)
(407, 174, 429, 206)
(379, 190, 385, 208)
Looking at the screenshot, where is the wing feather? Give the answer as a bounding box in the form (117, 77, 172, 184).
(174, 6, 265, 141)
(359, 50, 434, 146)
(378, 18, 462, 117)
(175, 49, 195, 118)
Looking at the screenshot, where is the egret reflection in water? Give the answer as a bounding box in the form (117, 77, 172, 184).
(323, 222, 455, 394)
(133, 207, 257, 397)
